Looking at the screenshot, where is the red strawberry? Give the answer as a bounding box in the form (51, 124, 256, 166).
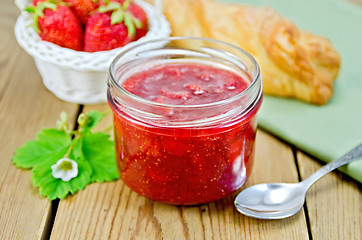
(64, 0, 99, 25)
(84, 0, 144, 52)
(127, 1, 148, 39)
(26, 0, 83, 51)
(84, 11, 132, 52)
(104, 0, 148, 39)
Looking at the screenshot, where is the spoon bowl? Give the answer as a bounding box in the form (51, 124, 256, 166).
(235, 143, 362, 219)
(235, 183, 306, 219)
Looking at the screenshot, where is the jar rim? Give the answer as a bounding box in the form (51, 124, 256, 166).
(109, 36, 262, 109)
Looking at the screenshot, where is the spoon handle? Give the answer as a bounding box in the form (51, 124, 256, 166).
(303, 143, 362, 188)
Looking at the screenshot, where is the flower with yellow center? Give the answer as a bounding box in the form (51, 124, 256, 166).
(51, 158, 78, 182)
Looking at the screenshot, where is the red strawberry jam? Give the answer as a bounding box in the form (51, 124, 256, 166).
(122, 63, 248, 105)
(109, 62, 261, 205)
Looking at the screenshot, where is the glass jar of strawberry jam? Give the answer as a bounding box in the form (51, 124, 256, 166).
(107, 37, 262, 205)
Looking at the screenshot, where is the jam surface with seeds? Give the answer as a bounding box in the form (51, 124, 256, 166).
(122, 63, 249, 105)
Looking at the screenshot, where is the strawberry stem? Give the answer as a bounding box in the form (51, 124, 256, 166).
(122, 0, 132, 10)
(97, 0, 142, 38)
(124, 13, 136, 37)
(26, 0, 60, 33)
(110, 10, 124, 25)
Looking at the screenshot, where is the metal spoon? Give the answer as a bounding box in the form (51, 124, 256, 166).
(234, 143, 362, 219)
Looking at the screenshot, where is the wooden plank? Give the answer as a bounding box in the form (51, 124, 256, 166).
(51, 104, 309, 240)
(0, 1, 80, 239)
(297, 152, 362, 240)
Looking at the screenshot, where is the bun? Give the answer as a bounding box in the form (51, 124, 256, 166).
(161, 0, 341, 104)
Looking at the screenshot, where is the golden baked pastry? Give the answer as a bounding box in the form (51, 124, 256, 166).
(152, 0, 341, 105)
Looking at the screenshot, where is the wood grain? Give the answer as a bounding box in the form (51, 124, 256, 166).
(297, 152, 362, 240)
(0, 1, 80, 239)
(2, 0, 361, 239)
(51, 105, 309, 240)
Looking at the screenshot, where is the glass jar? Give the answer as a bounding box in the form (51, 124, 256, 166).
(108, 37, 262, 205)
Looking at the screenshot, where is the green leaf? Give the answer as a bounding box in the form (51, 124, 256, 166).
(78, 110, 105, 133)
(85, 111, 105, 130)
(82, 132, 119, 182)
(13, 129, 71, 169)
(26, 1, 58, 34)
(98, 5, 109, 12)
(98, 1, 121, 13)
(111, 10, 124, 25)
(25, 6, 36, 13)
(31, 144, 92, 200)
(66, 156, 93, 195)
(69, 137, 85, 160)
(122, 0, 131, 10)
(124, 13, 136, 37)
(133, 17, 142, 29)
(12, 109, 117, 201)
(41, 2, 58, 11)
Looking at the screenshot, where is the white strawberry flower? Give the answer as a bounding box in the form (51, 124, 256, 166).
(51, 158, 78, 182)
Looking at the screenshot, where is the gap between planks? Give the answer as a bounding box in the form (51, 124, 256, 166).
(42, 105, 84, 240)
(49, 106, 310, 240)
(296, 151, 361, 240)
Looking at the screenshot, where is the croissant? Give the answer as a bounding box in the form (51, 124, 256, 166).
(156, 0, 341, 105)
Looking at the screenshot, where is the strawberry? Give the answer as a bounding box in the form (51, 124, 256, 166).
(64, 0, 99, 25)
(26, 0, 83, 51)
(105, 0, 148, 39)
(84, 11, 132, 52)
(84, 0, 144, 52)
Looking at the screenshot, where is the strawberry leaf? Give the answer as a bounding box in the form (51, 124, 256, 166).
(122, 0, 131, 10)
(111, 10, 125, 25)
(98, 1, 121, 13)
(13, 129, 71, 169)
(133, 17, 142, 29)
(31, 146, 92, 200)
(25, 6, 36, 13)
(78, 110, 105, 132)
(12, 110, 119, 200)
(26, 1, 58, 33)
(85, 110, 105, 130)
(124, 13, 136, 37)
(41, 2, 58, 11)
(82, 132, 119, 182)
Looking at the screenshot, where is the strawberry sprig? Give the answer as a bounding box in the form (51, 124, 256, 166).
(13, 110, 119, 200)
(98, 0, 142, 37)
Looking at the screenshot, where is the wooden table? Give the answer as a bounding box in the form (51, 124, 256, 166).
(1, 0, 361, 239)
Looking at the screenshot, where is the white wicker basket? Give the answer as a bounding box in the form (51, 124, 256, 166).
(14, 0, 170, 104)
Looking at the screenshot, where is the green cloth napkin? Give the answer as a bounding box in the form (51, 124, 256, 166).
(219, 0, 362, 183)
